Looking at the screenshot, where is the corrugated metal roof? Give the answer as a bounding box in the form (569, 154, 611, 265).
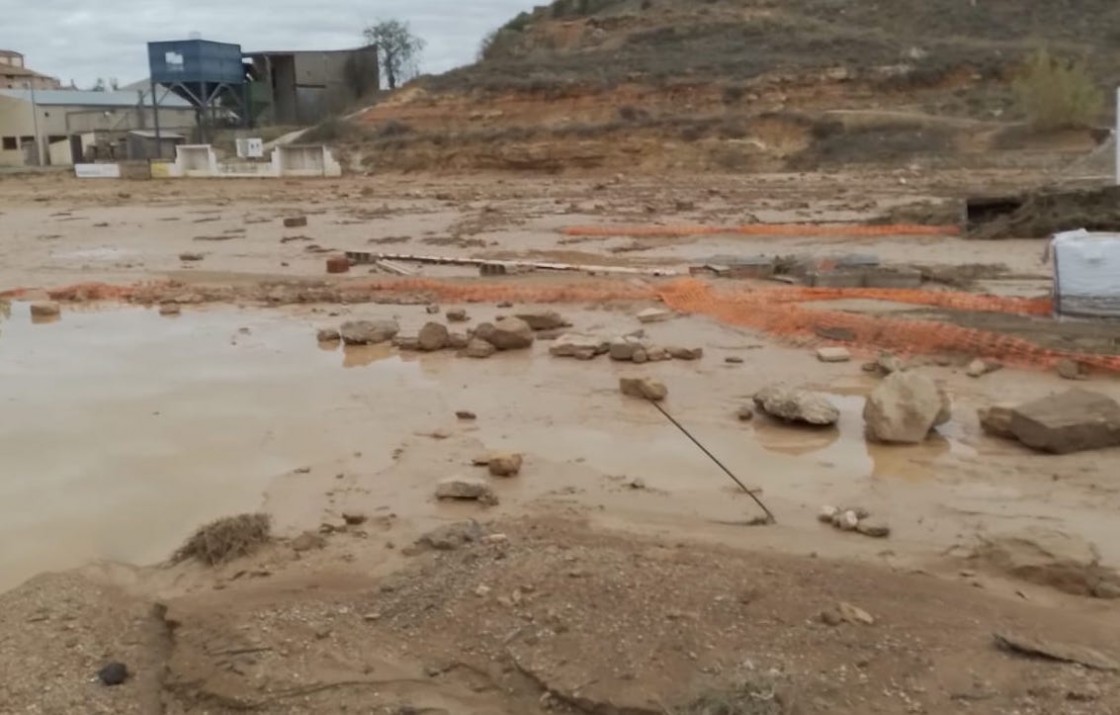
(0, 88, 192, 108)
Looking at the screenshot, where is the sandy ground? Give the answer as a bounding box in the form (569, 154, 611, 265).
(2, 171, 1120, 714)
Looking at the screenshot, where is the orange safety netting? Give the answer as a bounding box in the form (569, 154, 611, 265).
(563, 223, 960, 238)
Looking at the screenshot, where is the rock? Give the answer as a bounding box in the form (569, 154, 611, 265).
(342, 513, 368, 526)
(291, 531, 326, 552)
(448, 332, 470, 349)
(497, 301, 514, 309)
(97, 662, 129, 686)
(967, 358, 1002, 378)
(834, 510, 861, 531)
(978, 405, 1016, 439)
(283, 216, 308, 228)
(29, 301, 61, 318)
(856, 519, 891, 538)
(631, 349, 649, 364)
(393, 336, 421, 351)
(515, 310, 571, 331)
(867, 352, 904, 375)
(975, 528, 1120, 597)
(158, 303, 181, 316)
(820, 602, 875, 627)
(418, 520, 485, 550)
(317, 327, 341, 342)
(620, 377, 668, 402)
(179, 252, 204, 262)
(463, 338, 497, 359)
(446, 309, 470, 323)
(418, 322, 450, 351)
(816, 347, 852, 363)
(326, 256, 350, 274)
(668, 346, 703, 361)
(646, 347, 670, 362)
(725, 356, 745, 364)
(1007, 389, 1120, 454)
(435, 478, 498, 505)
(818, 505, 840, 523)
(340, 319, 400, 345)
(609, 338, 644, 362)
(456, 410, 477, 421)
(753, 386, 840, 427)
(489, 453, 523, 477)
(550, 333, 607, 360)
(737, 406, 755, 422)
(475, 317, 534, 350)
(1056, 358, 1088, 381)
(863, 371, 951, 444)
(426, 304, 441, 314)
(637, 307, 673, 324)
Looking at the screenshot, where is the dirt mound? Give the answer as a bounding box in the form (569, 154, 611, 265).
(171, 513, 272, 566)
(968, 185, 1120, 239)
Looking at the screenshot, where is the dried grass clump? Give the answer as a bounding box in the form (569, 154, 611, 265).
(172, 513, 272, 566)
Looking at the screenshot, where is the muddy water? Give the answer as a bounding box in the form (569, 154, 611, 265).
(1, 300, 1116, 593)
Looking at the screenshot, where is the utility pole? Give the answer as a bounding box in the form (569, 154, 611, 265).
(26, 81, 42, 166)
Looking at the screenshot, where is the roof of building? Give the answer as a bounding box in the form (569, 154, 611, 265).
(0, 65, 54, 79)
(244, 44, 375, 58)
(0, 49, 22, 57)
(0, 88, 192, 108)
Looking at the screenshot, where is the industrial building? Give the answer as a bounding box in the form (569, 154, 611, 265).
(245, 46, 378, 125)
(0, 89, 195, 167)
(0, 50, 61, 90)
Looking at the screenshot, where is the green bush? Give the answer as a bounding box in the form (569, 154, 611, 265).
(1013, 49, 1103, 130)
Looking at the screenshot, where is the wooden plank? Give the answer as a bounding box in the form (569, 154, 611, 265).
(345, 251, 680, 277)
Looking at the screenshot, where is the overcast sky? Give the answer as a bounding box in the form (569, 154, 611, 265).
(0, 0, 534, 88)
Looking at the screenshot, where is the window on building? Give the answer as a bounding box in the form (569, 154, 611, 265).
(2, 137, 17, 150)
(19, 136, 34, 145)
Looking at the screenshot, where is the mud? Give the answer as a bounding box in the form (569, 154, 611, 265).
(967, 185, 1120, 239)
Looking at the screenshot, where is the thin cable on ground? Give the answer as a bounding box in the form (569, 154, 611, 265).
(647, 399, 777, 525)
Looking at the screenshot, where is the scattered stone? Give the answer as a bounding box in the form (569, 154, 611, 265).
(317, 327, 341, 342)
(865, 352, 905, 375)
(975, 527, 1120, 598)
(856, 519, 891, 539)
(628, 477, 647, 490)
(834, 510, 861, 531)
(158, 303, 182, 316)
(609, 338, 645, 362)
(619, 377, 668, 402)
(1056, 359, 1088, 381)
(978, 405, 1015, 439)
(178, 252, 204, 262)
(725, 356, 745, 364)
(753, 386, 840, 427)
(417, 520, 485, 550)
(446, 308, 470, 323)
(637, 307, 673, 324)
(816, 346, 852, 363)
(283, 216, 308, 228)
(515, 310, 571, 331)
(967, 358, 1002, 378)
(463, 338, 497, 359)
(1007, 389, 1120, 454)
(550, 333, 608, 360)
(97, 662, 130, 686)
(456, 410, 477, 421)
(475, 317, 534, 350)
(631, 349, 649, 364)
(497, 301, 514, 309)
(342, 513, 368, 526)
(820, 602, 875, 627)
(448, 332, 470, 349)
(668, 346, 703, 361)
(326, 256, 351, 274)
(820, 505, 888, 539)
(418, 322, 450, 351)
(489, 453, 524, 477)
(738, 406, 755, 422)
(291, 531, 326, 552)
(393, 336, 421, 351)
(435, 478, 498, 505)
(426, 304, 441, 315)
(994, 632, 1119, 672)
(818, 505, 840, 523)
(863, 371, 951, 444)
(646, 347, 670, 362)
(340, 319, 400, 346)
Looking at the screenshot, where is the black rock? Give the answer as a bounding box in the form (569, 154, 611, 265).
(98, 661, 129, 686)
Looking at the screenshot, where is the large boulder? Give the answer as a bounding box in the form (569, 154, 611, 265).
(515, 310, 571, 331)
(975, 528, 1120, 598)
(753, 386, 840, 427)
(339, 319, 400, 346)
(863, 371, 951, 443)
(1007, 389, 1120, 454)
(417, 322, 450, 351)
(475, 317, 534, 351)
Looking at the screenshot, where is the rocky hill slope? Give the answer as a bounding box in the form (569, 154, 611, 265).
(343, 0, 1119, 173)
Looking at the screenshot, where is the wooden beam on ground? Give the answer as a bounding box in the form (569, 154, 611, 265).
(345, 250, 680, 277)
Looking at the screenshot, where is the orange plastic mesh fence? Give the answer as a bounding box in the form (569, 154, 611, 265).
(563, 223, 961, 238)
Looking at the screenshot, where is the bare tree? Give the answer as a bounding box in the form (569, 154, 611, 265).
(363, 19, 426, 90)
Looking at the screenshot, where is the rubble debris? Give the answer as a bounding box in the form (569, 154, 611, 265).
(816, 346, 852, 363)
(339, 319, 400, 346)
(97, 662, 130, 686)
(737, 406, 755, 422)
(158, 303, 182, 316)
(994, 632, 1119, 672)
(975, 528, 1120, 598)
(474, 317, 534, 350)
(463, 338, 497, 359)
(753, 386, 840, 427)
(326, 256, 351, 274)
(863, 371, 951, 444)
(283, 216, 308, 228)
(446, 308, 470, 323)
(818, 506, 889, 539)
(435, 478, 498, 505)
(418, 322, 450, 351)
(1056, 359, 1088, 381)
(1006, 389, 1120, 454)
(725, 356, 745, 364)
(456, 410, 477, 421)
(609, 337, 646, 362)
(978, 405, 1015, 439)
(345, 250, 680, 276)
(632, 349, 649, 364)
(488, 453, 524, 477)
(820, 602, 876, 626)
(637, 307, 673, 324)
(29, 301, 61, 319)
(967, 359, 1002, 378)
(178, 252, 205, 262)
(342, 513, 368, 526)
(620, 377, 668, 402)
(172, 513, 272, 565)
(393, 336, 421, 351)
(550, 334, 608, 360)
(426, 304, 441, 314)
(668, 346, 703, 360)
(515, 310, 571, 331)
(448, 332, 470, 349)
(864, 352, 905, 376)
(417, 520, 485, 551)
(317, 328, 341, 343)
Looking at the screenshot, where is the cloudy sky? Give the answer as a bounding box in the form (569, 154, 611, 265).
(0, 0, 535, 88)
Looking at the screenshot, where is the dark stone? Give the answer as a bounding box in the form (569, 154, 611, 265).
(98, 662, 129, 686)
